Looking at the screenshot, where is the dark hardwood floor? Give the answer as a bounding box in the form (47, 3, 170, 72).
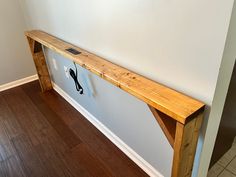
(0, 81, 149, 177)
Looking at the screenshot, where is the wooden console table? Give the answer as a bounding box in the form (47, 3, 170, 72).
(25, 30, 205, 177)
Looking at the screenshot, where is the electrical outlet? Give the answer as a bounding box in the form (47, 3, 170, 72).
(64, 66, 70, 78)
(52, 58, 58, 70)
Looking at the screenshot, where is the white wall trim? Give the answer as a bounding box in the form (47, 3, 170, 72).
(52, 82, 163, 177)
(0, 75, 38, 92)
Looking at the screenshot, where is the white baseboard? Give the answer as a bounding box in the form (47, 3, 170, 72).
(0, 75, 38, 92)
(52, 82, 163, 177)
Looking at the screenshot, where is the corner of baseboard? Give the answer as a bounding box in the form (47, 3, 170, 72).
(0, 74, 38, 92)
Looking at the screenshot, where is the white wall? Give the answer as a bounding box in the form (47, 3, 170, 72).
(19, 0, 234, 105)
(0, 0, 35, 85)
(197, 1, 236, 176)
(19, 0, 235, 176)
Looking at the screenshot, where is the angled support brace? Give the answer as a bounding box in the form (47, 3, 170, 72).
(148, 105, 176, 147)
(149, 104, 204, 177)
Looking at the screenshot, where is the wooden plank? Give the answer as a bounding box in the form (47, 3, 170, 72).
(148, 105, 176, 148)
(26, 36, 53, 92)
(21, 82, 82, 149)
(11, 135, 48, 177)
(171, 113, 203, 177)
(25, 30, 205, 124)
(68, 143, 114, 177)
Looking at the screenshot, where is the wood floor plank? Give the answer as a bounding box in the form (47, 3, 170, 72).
(33, 140, 74, 177)
(2, 87, 48, 146)
(0, 95, 27, 177)
(0, 99, 17, 162)
(0, 95, 24, 139)
(11, 135, 48, 177)
(0, 141, 15, 163)
(0, 156, 27, 177)
(21, 82, 81, 149)
(68, 143, 114, 177)
(0, 95, 17, 144)
(33, 121, 91, 177)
